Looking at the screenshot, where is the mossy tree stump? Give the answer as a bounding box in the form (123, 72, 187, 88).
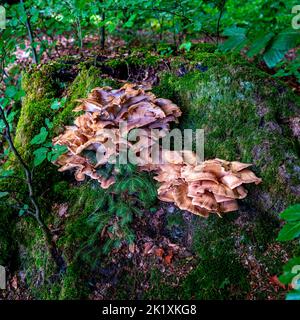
(2, 47, 300, 299)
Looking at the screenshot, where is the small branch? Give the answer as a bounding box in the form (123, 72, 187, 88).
(216, 0, 226, 45)
(100, 11, 105, 50)
(20, 0, 38, 64)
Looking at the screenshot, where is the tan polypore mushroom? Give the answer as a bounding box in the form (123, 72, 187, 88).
(147, 155, 261, 217)
(53, 83, 182, 186)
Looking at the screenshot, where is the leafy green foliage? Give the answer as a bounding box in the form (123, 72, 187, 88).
(278, 204, 300, 300)
(30, 119, 68, 166)
(220, 28, 300, 68)
(279, 257, 300, 300)
(30, 127, 48, 145)
(179, 41, 192, 52)
(219, 0, 299, 77)
(220, 26, 247, 51)
(275, 54, 300, 83)
(50, 97, 67, 111)
(278, 205, 300, 241)
(0, 191, 9, 198)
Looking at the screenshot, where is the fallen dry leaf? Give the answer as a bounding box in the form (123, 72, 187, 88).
(11, 276, 18, 290)
(269, 275, 286, 290)
(155, 248, 164, 258)
(164, 250, 173, 265)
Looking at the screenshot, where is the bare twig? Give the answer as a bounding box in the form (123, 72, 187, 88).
(99, 0, 105, 50)
(20, 0, 38, 64)
(216, 0, 226, 45)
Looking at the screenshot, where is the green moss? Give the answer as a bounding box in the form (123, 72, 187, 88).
(59, 263, 89, 300)
(143, 269, 180, 299)
(103, 51, 161, 81)
(16, 216, 59, 299)
(14, 67, 57, 160)
(251, 213, 280, 251)
(58, 183, 106, 259)
(154, 51, 300, 211)
(52, 66, 115, 135)
(182, 215, 250, 300)
(191, 43, 217, 53)
(142, 215, 249, 300)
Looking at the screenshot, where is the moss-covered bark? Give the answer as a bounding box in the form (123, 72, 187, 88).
(155, 50, 300, 214)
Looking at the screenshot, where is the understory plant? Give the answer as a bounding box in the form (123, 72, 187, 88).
(277, 204, 300, 300)
(0, 105, 65, 271)
(76, 161, 157, 267)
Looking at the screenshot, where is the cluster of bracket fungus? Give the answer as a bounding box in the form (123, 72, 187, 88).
(144, 153, 262, 217)
(53, 83, 182, 189)
(53, 83, 262, 217)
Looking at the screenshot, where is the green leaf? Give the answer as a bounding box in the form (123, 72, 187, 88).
(51, 97, 67, 110)
(45, 118, 53, 129)
(50, 99, 61, 110)
(279, 257, 300, 284)
(50, 144, 68, 162)
(247, 32, 274, 58)
(263, 31, 300, 68)
(280, 204, 300, 222)
(220, 26, 247, 52)
(51, 97, 66, 110)
(0, 169, 14, 177)
(0, 119, 5, 131)
(277, 221, 300, 241)
(30, 127, 48, 145)
(263, 48, 285, 69)
(33, 147, 48, 166)
(5, 86, 17, 98)
(18, 204, 29, 217)
(7, 111, 17, 123)
(179, 41, 192, 52)
(0, 191, 9, 198)
(123, 13, 137, 28)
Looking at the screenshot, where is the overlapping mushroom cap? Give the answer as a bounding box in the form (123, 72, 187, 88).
(53, 83, 182, 188)
(147, 154, 262, 217)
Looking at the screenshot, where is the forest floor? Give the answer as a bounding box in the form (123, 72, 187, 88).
(8, 34, 300, 95)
